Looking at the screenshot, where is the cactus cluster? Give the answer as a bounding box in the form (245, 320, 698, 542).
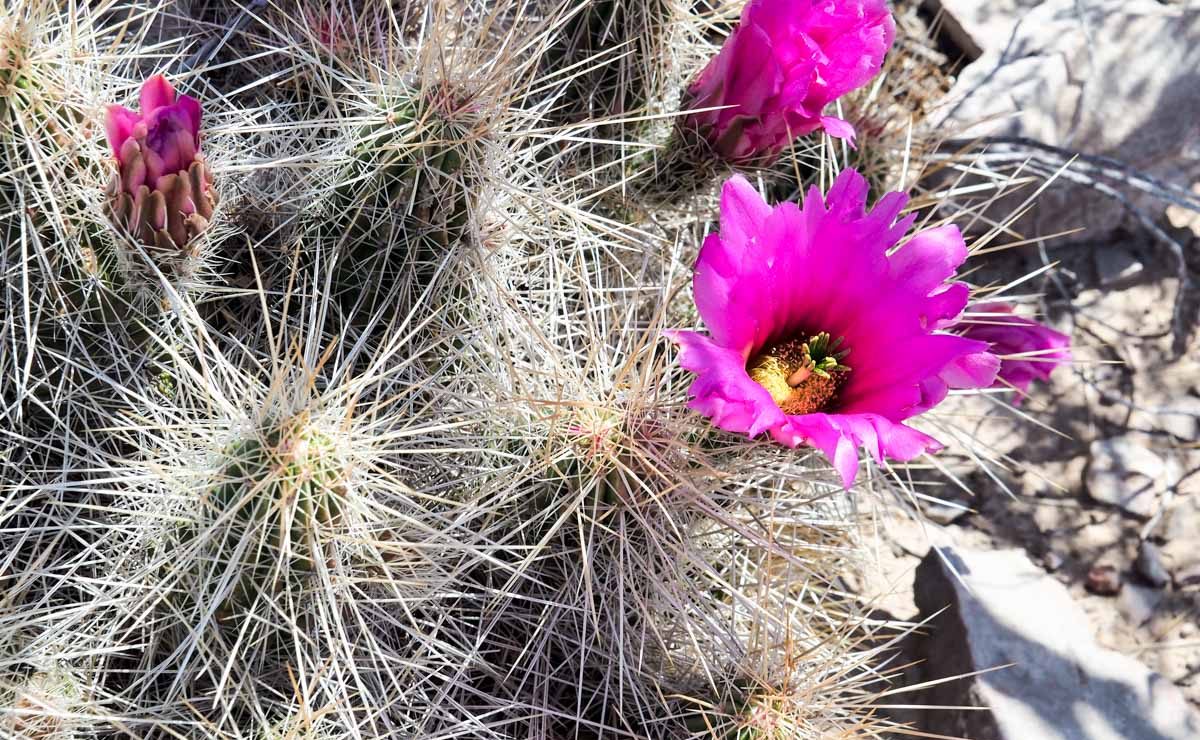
(0, 0, 1067, 738)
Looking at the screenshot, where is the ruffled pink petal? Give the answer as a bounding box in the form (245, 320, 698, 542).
(888, 225, 967, 298)
(678, 0, 894, 166)
(105, 105, 140, 159)
(956, 303, 1072, 399)
(772, 412, 942, 487)
(177, 94, 203, 140)
(692, 177, 781, 354)
(666, 330, 785, 438)
(139, 74, 176, 115)
(670, 168, 1005, 488)
(819, 116, 856, 147)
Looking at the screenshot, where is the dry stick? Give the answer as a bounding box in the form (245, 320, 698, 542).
(933, 144, 1197, 355)
(180, 0, 268, 73)
(942, 135, 1200, 214)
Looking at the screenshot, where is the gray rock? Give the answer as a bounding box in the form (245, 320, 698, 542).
(1094, 246, 1145, 288)
(935, 0, 1200, 240)
(1117, 583, 1163, 627)
(923, 501, 971, 526)
(1175, 563, 1200, 589)
(1161, 495, 1200, 542)
(911, 546, 1200, 739)
(1135, 541, 1171, 589)
(1085, 562, 1122, 596)
(1086, 437, 1168, 518)
(1159, 396, 1200, 442)
(925, 0, 1042, 60)
(1161, 534, 1200, 589)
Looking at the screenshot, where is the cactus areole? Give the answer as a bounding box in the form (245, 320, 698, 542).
(104, 74, 217, 259)
(204, 416, 350, 614)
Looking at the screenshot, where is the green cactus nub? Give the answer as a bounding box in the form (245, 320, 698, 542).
(201, 414, 351, 614)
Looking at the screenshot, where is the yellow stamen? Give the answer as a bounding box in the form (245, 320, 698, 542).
(747, 332, 850, 416)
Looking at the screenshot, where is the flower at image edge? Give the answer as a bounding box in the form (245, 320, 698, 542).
(679, 0, 895, 166)
(954, 302, 1071, 403)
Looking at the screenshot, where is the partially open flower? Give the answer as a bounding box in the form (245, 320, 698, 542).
(667, 171, 999, 487)
(104, 74, 216, 257)
(679, 0, 894, 166)
(954, 302, 1071, 402)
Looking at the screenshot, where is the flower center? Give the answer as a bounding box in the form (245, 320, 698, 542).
(747, 332, 851, 415)
(145, 112, 185, 153)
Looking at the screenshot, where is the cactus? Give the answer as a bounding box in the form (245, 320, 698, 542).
(194, 412, 352, 619)
(0, 667, 85, 739)
(2, 0, 1074, 737)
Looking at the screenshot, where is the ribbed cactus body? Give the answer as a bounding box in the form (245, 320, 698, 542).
(199, 418, 350, 615)
(1, 668, 84, 739)
(334, 91, 478, 259)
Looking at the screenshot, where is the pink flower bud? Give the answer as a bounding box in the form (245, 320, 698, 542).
(106, 74, 202, 190)
(680, 0, 895, 166)
(955, 302, 1072, 402)
(104, 75, 216, 258)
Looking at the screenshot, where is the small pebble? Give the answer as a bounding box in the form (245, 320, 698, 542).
(1174, 563, 1200, 589)
(1086, 563, 1122, 596)
(1134, 541, 1170, 589)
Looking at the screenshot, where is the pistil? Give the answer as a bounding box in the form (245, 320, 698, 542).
(748, 332, 850, 415)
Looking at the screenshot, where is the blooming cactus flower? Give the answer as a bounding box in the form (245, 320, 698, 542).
(667, 171, 1000, 487)
(680, 0, 894, 166)
(954, 302, 1071, 401)
(104, 74, 216, 255)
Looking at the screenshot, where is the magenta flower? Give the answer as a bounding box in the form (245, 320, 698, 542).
(104, 74, 216, 254)
(679, 0, 894, 166)
(667, 171, 1000, 487)
(954, 302, 1071, 401)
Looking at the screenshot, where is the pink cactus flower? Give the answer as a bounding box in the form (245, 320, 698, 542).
(680, 0, 895, 166)
(106, 74, 201, 190)
(667, 171, 999, 487)
(104, 74, 216, 255)
(955, 302, 1072, 401)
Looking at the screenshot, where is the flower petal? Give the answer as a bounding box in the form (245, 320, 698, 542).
(105, 105, 140, 159)
(678, 0, 894, 165)
(177, 94, 203, 140)
(772, 412, 942, 487)
(819, 116, 856, 147)
(139, 74, 176, 115)
(956, 303, 1072, 399)
(666, 330, 785, 438)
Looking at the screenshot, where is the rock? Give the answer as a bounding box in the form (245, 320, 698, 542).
(923, 501, 971, 526)
(1135, 541, 1171, 589)
(1176, 563, 1200, 589)
(1085, 562, 1122, 596)
(1161, 495, 1200, 542)
(1094, 246, 1145, 288)
(1117, 583, 1163, 627)
(912, 546, 1200, 739)
(1042, 550, 1065, 572)
(1159, 396, 1200, 442)
(936, 0, 1200, 240)
(1165, 182, 1200, 238)
(1086, 437, 1168, 519)
(924, 0, 1042, 61)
